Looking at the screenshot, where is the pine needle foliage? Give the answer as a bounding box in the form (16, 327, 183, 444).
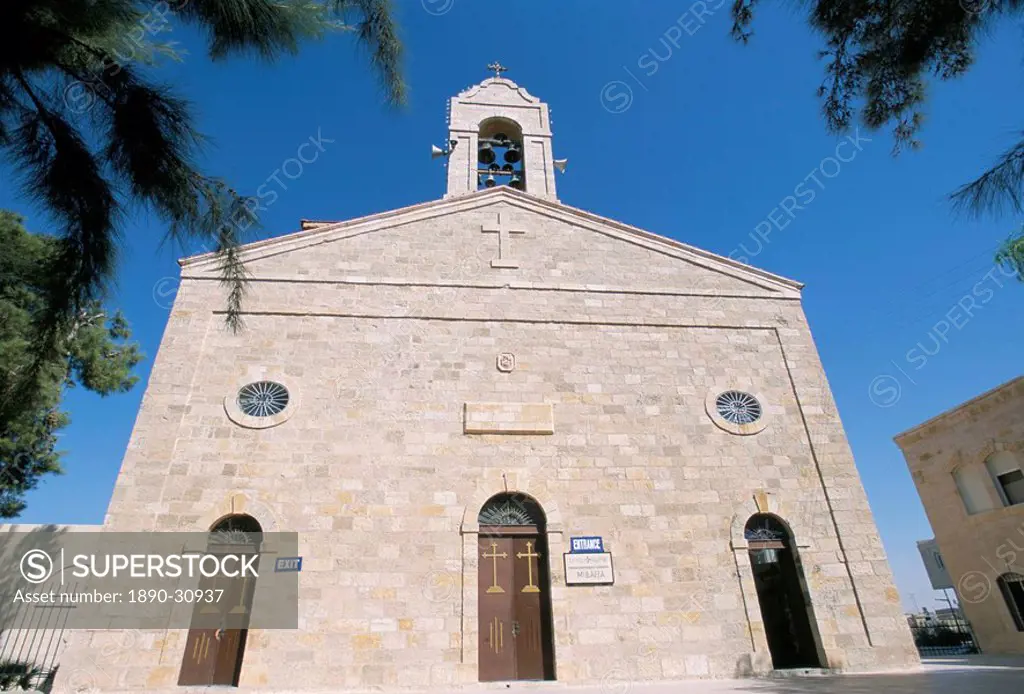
(730, 0, 1024, 277)
(0, 0, 405, 338)
(0, 212, 142, 518)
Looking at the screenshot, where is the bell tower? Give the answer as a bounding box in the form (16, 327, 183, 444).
(437, 63, 564, 201)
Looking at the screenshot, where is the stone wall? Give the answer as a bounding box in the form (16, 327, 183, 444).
(896, 376, 1024, 655)
(55, 190, 918, 691)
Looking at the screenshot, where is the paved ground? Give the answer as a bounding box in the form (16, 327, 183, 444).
(129, 657, 1024, 694)
(489, 658, 1024, 694)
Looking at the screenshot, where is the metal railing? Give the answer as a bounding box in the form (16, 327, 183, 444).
(0, 579, 77, 692)
(908, 621, 979, 657)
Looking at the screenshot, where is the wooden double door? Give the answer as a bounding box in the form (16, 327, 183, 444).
(178, 628, 249, 686)
(478, 529, 555, 681)
(177, 549, 259, 686)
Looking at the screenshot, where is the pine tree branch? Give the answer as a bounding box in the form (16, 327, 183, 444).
(12, 70, 57, 143)
(2, 0, 407, 339)
(11, 69, 118, 325)
(341, 0, 406, 106)
(950, 133, 1024, 218)
(994, 227, 1024, 281)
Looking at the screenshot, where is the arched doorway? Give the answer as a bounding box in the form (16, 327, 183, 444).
(477, 494, 555, 682)
(745, 514, 823, 669)
(178, 514, 262, 686)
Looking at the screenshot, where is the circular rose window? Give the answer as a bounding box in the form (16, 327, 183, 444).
(237, 381, 289, 418)
(715, 390, 763, 425)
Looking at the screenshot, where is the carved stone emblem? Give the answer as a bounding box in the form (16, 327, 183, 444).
(497, 353, 516, 372)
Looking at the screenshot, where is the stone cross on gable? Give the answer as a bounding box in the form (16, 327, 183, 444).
(481, 213, 526, 268)
(487, 61, 508, 78)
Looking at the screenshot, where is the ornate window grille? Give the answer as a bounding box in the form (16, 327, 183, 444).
(745, 515, 789, 564)
(478, 496, 543, 526)
(716, 391, 763, 425)
(237, 381, 289, 418)
(208, 515, 263, 552)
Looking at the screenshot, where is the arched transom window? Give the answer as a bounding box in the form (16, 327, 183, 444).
(478, 494, 544, 527)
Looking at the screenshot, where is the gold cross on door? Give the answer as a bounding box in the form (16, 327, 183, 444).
(516, 541, 541, 593)
(482, 542, 508, 594)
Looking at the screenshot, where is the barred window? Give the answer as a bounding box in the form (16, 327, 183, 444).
(237, 381, 289, 418)
(478, 495, 544, 527)
(715, 391, 763, 425)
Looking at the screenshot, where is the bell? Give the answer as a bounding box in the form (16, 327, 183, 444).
(484, 174, 496, 188)
(489, 163, 500, 173)
(751, 548, 779, 565)
(510, 173, 524, 190)
(504, 143, 521, 163)
(493, 133, 508, 144)
(478, 143, 495, 165)
(501, 163, 513, 173)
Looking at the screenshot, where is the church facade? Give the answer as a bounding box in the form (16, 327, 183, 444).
(57, 73, 917, 691)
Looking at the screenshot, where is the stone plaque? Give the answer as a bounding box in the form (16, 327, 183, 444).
(564, 552, 614, 586)
(463, 403, 554, 435)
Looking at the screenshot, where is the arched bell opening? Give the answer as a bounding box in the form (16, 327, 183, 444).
(744, 514, 825, 670)
(177, 514, 263, 687)
(477, 117, 525, 192)
(477, 493, 555, 682)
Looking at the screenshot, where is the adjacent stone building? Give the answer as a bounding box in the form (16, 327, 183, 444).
(54, 71, 918, 691)
(896, 376, 1024, 655)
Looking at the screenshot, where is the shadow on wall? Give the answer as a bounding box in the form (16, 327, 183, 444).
(0, 525, 71, 692)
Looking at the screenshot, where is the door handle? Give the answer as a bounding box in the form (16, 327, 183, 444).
(511, 620, 520, 637)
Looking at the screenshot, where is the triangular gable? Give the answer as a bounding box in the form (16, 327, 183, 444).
(181, 187, 802, 298)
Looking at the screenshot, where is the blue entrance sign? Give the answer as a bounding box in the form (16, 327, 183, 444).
(569, 537, 604, 553)
(275, 557, 303, 572)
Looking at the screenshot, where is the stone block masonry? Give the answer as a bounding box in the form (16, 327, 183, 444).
(54, 68, 917, 689)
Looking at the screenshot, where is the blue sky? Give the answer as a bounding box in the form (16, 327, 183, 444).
(3, 2, 1022, 613)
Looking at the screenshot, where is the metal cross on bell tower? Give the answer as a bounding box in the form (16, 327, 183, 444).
(487, 61, 508, 78)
